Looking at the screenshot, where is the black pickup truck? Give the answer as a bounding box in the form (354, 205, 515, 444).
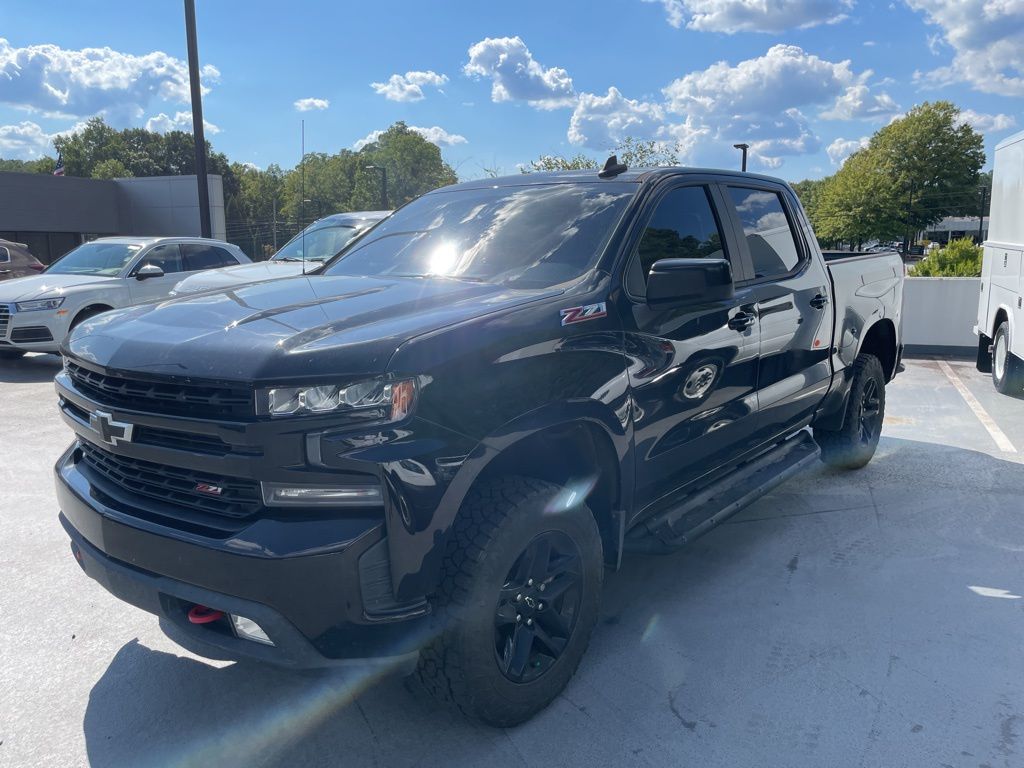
(54, 162, 903, 726)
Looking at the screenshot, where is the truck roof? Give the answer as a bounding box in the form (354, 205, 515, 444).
(439, 166, 792, 192)
(995, 129, 1024, 152)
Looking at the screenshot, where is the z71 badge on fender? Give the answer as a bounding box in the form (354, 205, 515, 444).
(560, 301, 608, 326)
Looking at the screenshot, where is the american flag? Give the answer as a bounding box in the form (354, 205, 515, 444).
(53, 152, 65, 177)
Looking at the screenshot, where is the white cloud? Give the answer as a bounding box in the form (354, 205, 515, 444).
(642, 0, 853, 33)
(568, 87, 667, 147)
(821, 84, 900, 120)
(353, 125, 467, 150)
(293, 97, 329, 112)
(826, 136, 870, 165)
(956, 109, 1017, 133)
(464, 36, 575, 109)
(657, 45, 888, 166)
(370, 71, 448, 102)
(145, 111, 220, 134)
(0, 120, 52, 158)
(0, 118, 89, 159)
(0, 37, 218, 122)
(907, 0, 1024, 96)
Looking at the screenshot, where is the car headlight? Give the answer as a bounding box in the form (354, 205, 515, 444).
(257, 377, 417, 420)
(16, 297, 65, 311)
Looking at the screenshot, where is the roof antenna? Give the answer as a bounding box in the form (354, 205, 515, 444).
(598, 155, 628, 179)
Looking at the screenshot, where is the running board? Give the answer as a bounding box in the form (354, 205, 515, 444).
(625, 431, 820, 554)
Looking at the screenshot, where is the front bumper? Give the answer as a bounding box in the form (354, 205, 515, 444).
(0, 303, 63, 352)
(56, 447, 432, 668)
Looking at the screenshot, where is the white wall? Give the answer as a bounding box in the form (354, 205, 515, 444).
(903, 277, 979, 352)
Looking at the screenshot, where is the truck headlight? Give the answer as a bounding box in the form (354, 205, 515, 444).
(16, 297, 64, 311)
(258, 377, 416, 421)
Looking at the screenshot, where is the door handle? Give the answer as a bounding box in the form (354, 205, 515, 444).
(728, 311, 756, 331)
(809, 293, 829, 310)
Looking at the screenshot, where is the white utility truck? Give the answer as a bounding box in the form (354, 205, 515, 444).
(976, 129, 1024, 394)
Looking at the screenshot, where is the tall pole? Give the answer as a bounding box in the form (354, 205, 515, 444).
(366, 165, 388, 209)
(184, 0, 211, 238)
(733, 143, 749, 172)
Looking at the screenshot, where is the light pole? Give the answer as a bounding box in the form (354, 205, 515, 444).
(733, 143, 749, 173)
(183, 0, 211, 238)
(365, 165, 388, 210)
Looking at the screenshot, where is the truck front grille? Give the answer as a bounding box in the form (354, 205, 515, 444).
(0, 304, 9, 339)
(66, 361, 253, 420)
(79, 441, 262, 520)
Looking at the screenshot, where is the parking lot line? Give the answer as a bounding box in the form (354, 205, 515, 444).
(935, 358, 1017, 453)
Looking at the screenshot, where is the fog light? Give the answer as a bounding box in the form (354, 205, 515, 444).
(230, 614, 274, 645)
(261, 483, 384, 507)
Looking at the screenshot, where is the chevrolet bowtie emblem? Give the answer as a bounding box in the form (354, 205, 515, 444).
(89, 410, 134, 447)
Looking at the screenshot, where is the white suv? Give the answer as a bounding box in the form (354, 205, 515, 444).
(0, 236, 250, 358)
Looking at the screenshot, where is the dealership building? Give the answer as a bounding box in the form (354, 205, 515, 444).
(0, 172, 226, 264)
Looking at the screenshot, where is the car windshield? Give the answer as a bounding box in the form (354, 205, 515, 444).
(45, 242, 142, 276)
(323, 183, 635, 288)
(272, 224, 358, 263)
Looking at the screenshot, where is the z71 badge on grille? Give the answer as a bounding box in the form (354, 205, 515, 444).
(560, 302, 608, 326)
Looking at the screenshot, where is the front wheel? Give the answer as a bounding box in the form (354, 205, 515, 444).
(992, 322, 1024, 396)
(417, 476, 603, 727)
(814, 353, 886, 470)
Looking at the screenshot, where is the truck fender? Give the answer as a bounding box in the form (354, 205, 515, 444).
(386, 399, 631, 601)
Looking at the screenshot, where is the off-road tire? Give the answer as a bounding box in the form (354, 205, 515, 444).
(814, 353, 886, 470)
(992, 322, 1024, 396)
(416, 476, 603, 727)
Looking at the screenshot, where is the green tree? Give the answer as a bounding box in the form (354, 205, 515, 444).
(813, 149, 905, 248)
(869, 101, 986, 235)
(0, 157, 56, 174)
(524, 137, 681, 174)
(908, 237, 983, 277)
(350, 122, 458, 210)
(91, 158, 132, 179)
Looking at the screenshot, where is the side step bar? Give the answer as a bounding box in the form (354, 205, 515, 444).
(625, 431, 820, 554)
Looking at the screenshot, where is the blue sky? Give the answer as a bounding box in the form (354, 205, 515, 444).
(1, 0, 1021, 181)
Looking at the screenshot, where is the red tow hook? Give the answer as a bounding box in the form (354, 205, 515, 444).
(187, 605, 225, 624)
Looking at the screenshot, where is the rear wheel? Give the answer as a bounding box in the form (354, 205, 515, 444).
(814, 353, 886, 470)
(992, 322, 1024, 396)
(417, 476, 603, 727)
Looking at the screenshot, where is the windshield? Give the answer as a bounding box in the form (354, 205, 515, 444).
(323, 183, 635, 288)
(272, 224, 358, 263)
(46, 242, 142, 276)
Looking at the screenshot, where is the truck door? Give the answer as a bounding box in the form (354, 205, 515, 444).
(617, 181, 761, 516)
(719, 184, 834, 444)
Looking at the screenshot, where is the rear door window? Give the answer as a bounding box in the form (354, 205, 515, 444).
(181, 244, 239, 271)
(726, 187, 803, 279)
(0, 246, 9, 264)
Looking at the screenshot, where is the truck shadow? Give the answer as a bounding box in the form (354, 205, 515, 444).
(80, 436, 1024, 767)
(0, 352, 61, 383)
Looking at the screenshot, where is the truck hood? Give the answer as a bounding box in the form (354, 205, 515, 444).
(68, 273, 557, 382)
(0, 273, 117, 302)
(173, 261, 309, 295)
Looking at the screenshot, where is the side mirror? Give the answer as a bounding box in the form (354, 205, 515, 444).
(646, 258, 734, 308)
(135, 263, 165, 280)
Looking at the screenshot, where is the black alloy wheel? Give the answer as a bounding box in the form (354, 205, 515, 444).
(493, 531, 582, 683)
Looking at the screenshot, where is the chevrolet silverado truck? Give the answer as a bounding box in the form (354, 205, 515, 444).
(54, 160, 903, 726)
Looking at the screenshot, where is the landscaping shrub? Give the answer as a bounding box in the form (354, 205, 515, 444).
(908, 237, 983, 277)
